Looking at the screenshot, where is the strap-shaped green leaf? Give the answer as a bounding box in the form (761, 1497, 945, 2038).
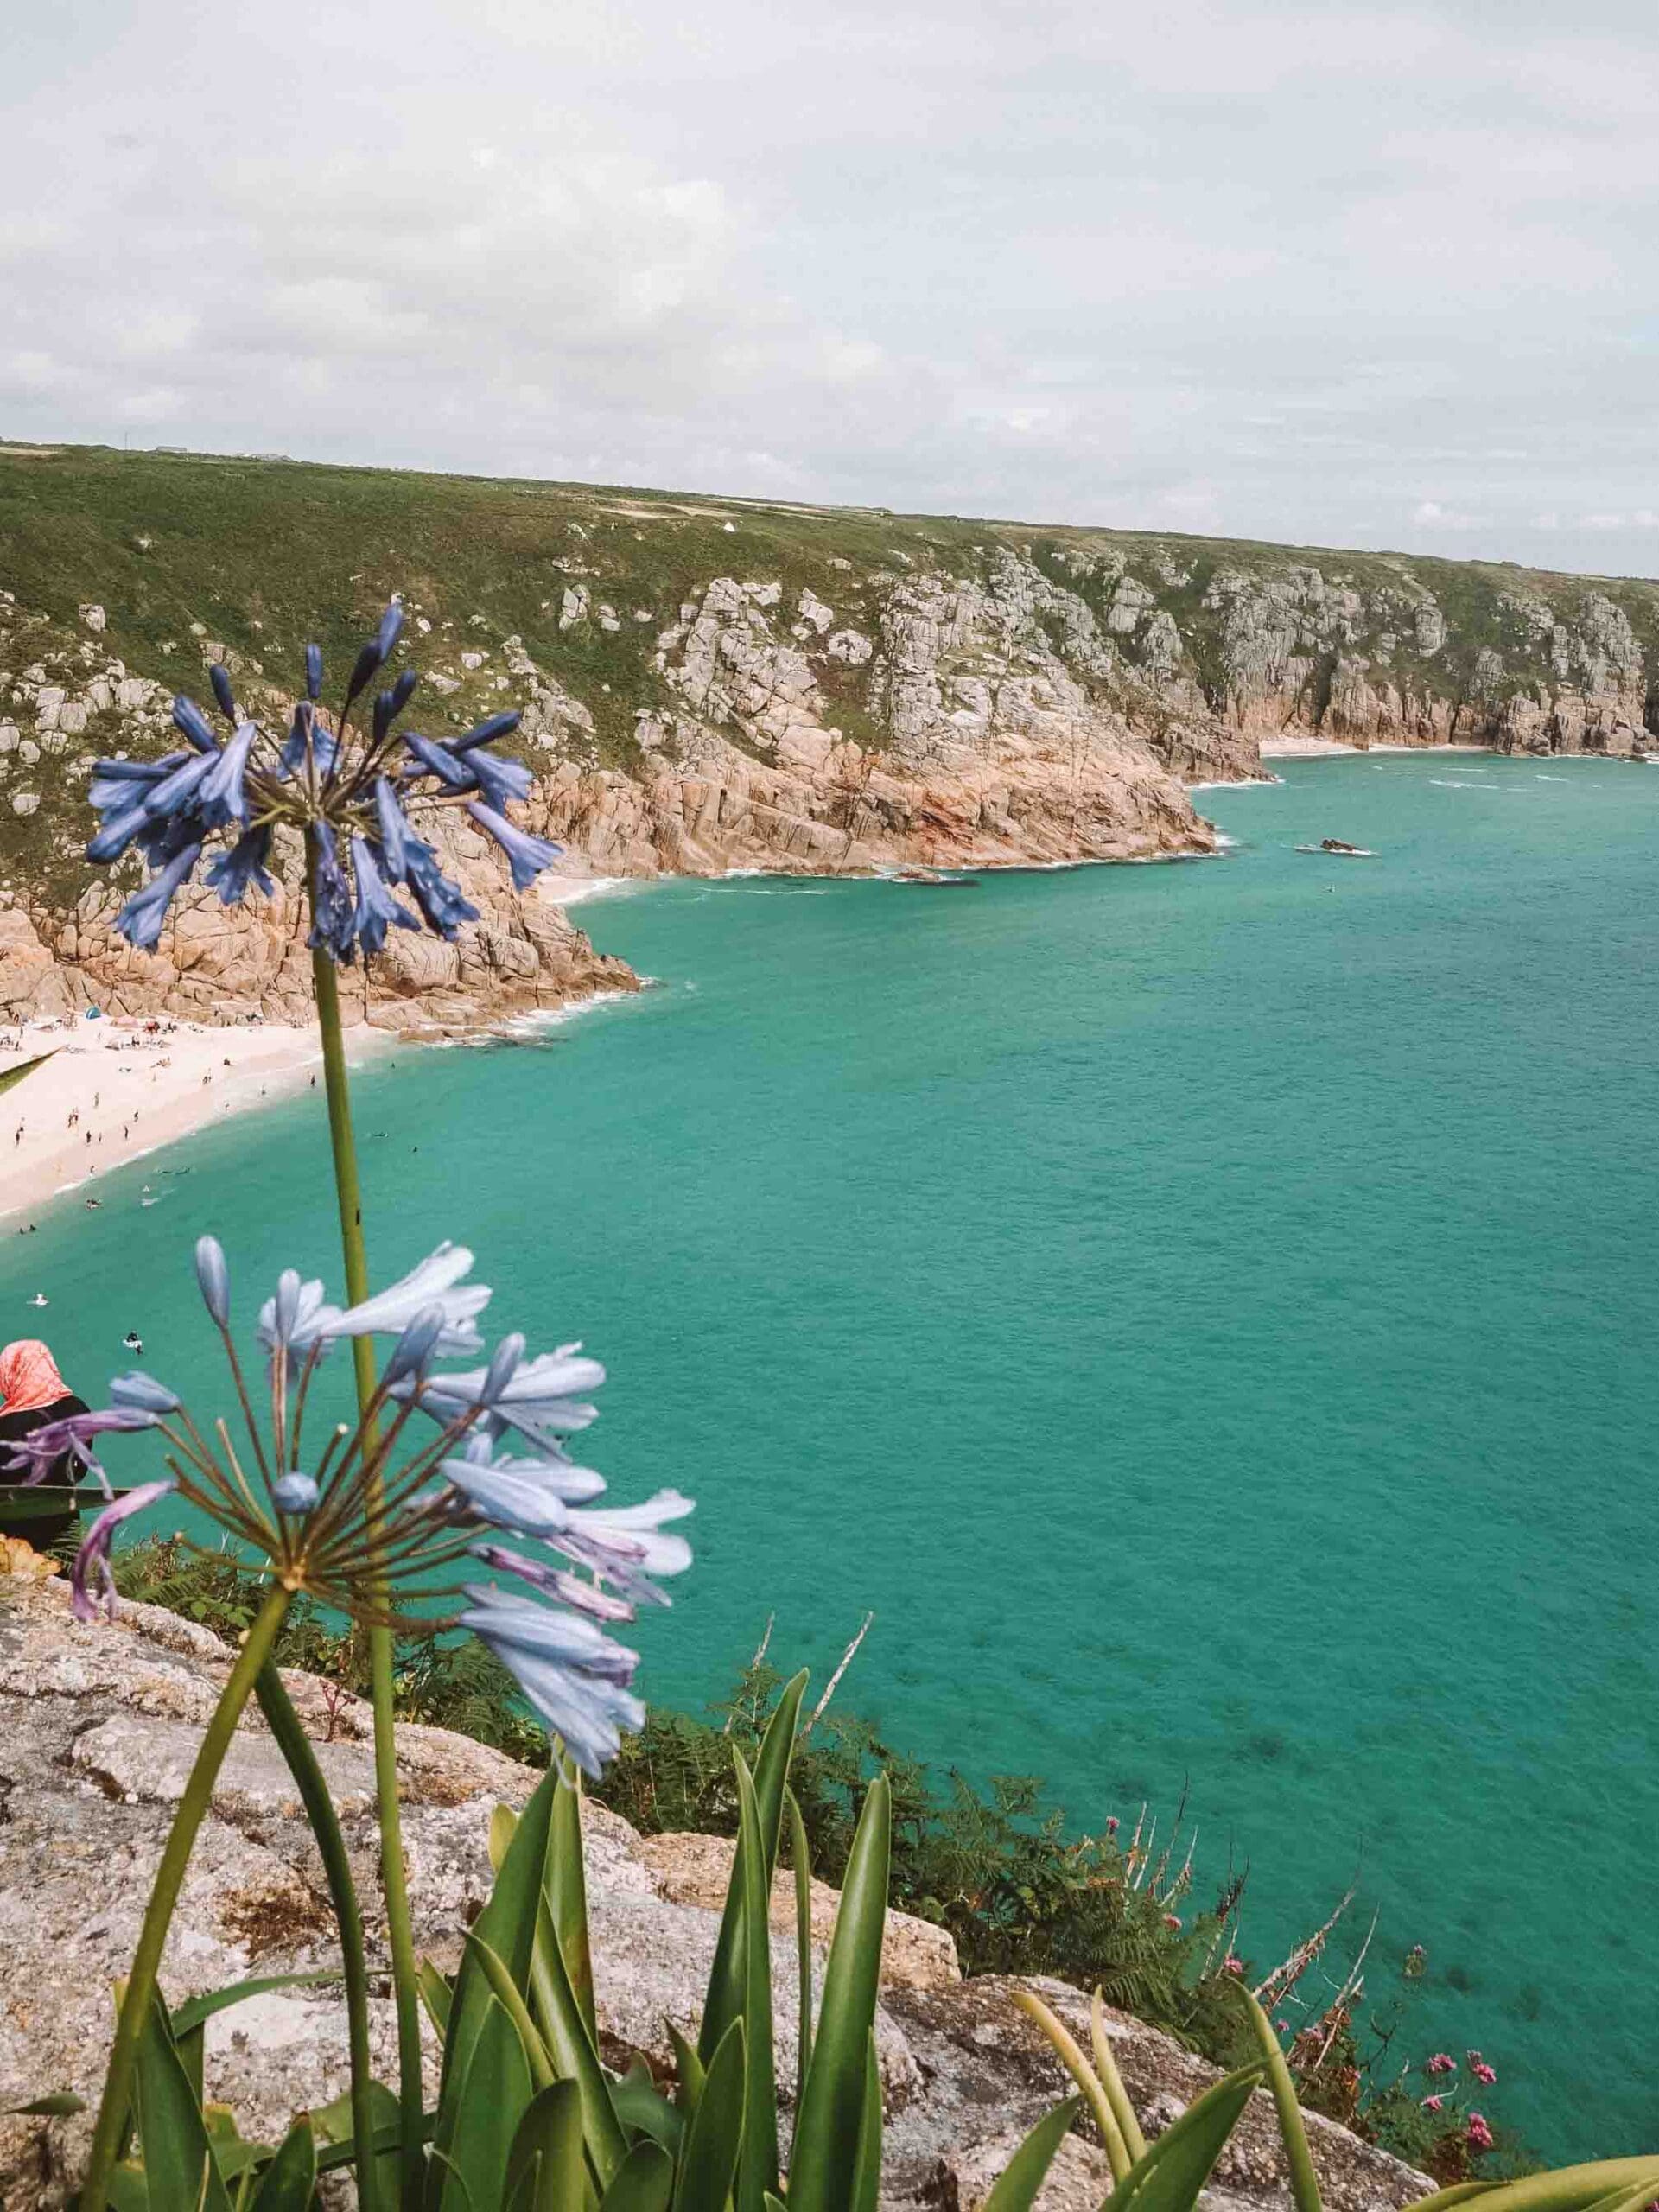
(547, 1762, 597, 2040)
(598, 2139, 673, 2212)
(850, 2032, 882, 2212)
(786, 1774, 891, 2212)
(1411, 2166, 1659, 2212)
(527, 1888, 629, 2183)
(732, 1752, 779, 2212)
(1236, 1989, 1319, 2212)
(504, 2081, 583, 2212)
(698, 1672, 808, 2064)
(1099, 2063, 1266, 2212)
(612, 2061, 683, 2155)
(426, 1770, 560, 2212)
(980, 2097, 1082, 2212)
(675, 2019, 746, 2212)
(785, 1786, 813, 2112)
(417, 1961, 454, 2040)
(0, 1050, 56, 1099)
(1011, 1987, 1128, 2178)
(465, 1930, 556, 2091)
(248, 2119, 317, 2212)
(669, 2024, 706, 2120)
(132, 1993, 232, 2212)
(4, 2092, 87, 2117)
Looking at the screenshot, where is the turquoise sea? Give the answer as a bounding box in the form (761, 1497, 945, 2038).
(10, 753, 1659, 2156)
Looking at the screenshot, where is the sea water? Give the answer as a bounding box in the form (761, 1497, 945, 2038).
(12, 753, 1659, 2155)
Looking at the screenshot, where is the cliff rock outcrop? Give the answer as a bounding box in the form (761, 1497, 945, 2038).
(5, 442, 1659, 1026)
(0, 1575, 1431, 2212)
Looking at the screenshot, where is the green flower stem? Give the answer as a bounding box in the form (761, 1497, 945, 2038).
(310, 925, 425, 2212)
(79, 1585, 291, 2212)
(254, 1661, 382, 2212)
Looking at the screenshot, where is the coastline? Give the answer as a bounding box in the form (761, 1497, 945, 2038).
(0, 1017, 341, 1225)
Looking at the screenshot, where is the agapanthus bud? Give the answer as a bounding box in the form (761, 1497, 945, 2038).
(375, 601, 404, 659)
(390, 666, 419, 715)
(271, 1471, 320, 1514)
(209, 664, 237, 721)
(372, 689, 396, 744)
(305, 643, 323, 702)
(481, 1332, 525, 1406)
(380, 1303, 448, 1389)
(194, 1235, 231, 1327)
(109, 1371, 181, 1415)
(172, 696, 218, 753)
(453, 710, 523, 754)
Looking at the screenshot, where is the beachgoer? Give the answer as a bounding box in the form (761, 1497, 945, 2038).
(0, 1340, 91, 1549)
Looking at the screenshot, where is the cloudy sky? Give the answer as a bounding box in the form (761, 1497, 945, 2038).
(4, 0, 1656, 575)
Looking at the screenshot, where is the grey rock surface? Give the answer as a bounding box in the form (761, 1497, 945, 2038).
(0, 1577, 1429, 2211)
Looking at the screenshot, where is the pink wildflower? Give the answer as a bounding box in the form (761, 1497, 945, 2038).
(1471, 2061, 1497, 2086)
(1467, 2113, 1494, 2153)
(1224, 1954, 1245, 1975)
(1164, 1913, 1182, 1931)
(1426, 2053, 1456, 2075)
(1106, 1817, 1120, 1836)
(1274, 2019, 1291, 2034)
(1422, 2095, 1444, 2113)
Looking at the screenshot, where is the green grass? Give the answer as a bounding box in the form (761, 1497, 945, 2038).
(3, 435, 1656, 917)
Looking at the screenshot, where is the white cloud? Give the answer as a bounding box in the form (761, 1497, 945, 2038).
(2, 0, 1657, 578)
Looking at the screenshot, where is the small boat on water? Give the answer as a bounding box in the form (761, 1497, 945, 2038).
(890, 867, 977, 887)
(1294, 839, 1376, 858)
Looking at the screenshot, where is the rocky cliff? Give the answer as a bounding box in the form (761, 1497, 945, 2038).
(0, 1573, 1431, 2212)
(3, 441, 1657, 1023)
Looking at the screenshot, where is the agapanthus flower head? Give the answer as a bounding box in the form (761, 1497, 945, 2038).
(85, 601, 563, 961)
(70, 1234, 691, 1777)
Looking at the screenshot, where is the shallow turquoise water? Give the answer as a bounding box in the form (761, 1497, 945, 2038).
(10, 753, 1659, 2154)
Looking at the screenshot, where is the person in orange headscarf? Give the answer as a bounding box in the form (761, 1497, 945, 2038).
(0, 1340, 90, 1548)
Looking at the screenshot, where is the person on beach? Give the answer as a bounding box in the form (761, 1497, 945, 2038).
(0, 1340, 91, 1551)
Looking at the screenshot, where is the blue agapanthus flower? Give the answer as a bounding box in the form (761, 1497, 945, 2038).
(84, 601, 563, 961)
(12, 1234, 691, 1777)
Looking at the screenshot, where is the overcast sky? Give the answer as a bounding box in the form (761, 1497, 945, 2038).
(4, 0, 1657, 576)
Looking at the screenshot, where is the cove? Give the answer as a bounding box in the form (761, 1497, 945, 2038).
(10, 752, 1659, 2158)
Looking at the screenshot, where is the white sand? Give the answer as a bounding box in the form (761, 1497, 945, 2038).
(534, 873, 631, 908)
(1258, 736, 1360, 758)
(0, 1016, 337, 1224)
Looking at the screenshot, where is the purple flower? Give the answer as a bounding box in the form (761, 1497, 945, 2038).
(466, 750, 533, 814)
(198, 723, 259, 830)
(116, 841, 204, 951)
(401, 835, 480, 940)
(195, 1235, 231, 1327)
(305, 644, 324, 702)
(452, 711, 523, 754)
(208, 664, 238, 721)
(389, 668, 419, 715)
(440, 1452, 607, 1535)
(109, 1370, 181, 1414)
(173, 696, 218, 753)
(271, 1471, 319, 1514)
(141, 749, 219, 823)
(404, 734, 473, 790)
(456, 1588, 643, 1777)
(3, 1407, 156, 1497)
(349, 835, 418, 957)
(308, 822, 355, 957)
(372, 778, 410, 878)
(466, 802, 563, 892)
(550, 1492, 693, 1605)
(204, 824, 276, 906)
(470, 1541, 637, 1623)
(399, 1344, 603, 1444)
(89, 755, 188, 811)
(72, 1481, 175, 1622)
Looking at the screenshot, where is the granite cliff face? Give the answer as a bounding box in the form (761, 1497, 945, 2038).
(3, 442, 1658, 1024)
(0, 1574, 1431, 2212)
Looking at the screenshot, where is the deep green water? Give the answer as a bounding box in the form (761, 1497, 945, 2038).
(10, 753, 1659, 2154)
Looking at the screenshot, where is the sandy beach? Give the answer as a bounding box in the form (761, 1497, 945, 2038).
(0, 1016, 339, 1224)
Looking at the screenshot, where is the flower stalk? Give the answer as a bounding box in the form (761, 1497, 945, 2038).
(310, 912, 424, 2212)
(78, 1584, 292, 2212)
